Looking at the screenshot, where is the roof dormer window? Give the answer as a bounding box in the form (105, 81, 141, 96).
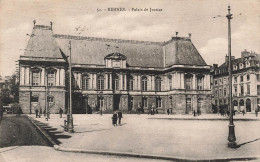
(105, 53, 127, 68)
(239, 63, 244, 69)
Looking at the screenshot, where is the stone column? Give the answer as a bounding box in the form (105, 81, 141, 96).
(147, 75, 151, 91)
(109, 73, 112, 90)
(89, 74, 93, 89)
(124, 74, 127, 90)
(151, 75, 155, 91)
(93, 73, 97, 89)
(134, 75, 138, 90)
(120, 74, 123, 90)
(41, 68, 45, 86)
(78, 73, 82, 89)
(180, 73, 185, 89)
(138, 75, 141, 90)
(55, 69, 60, 86)
(60, 69, 65, 86)
(193, 74, 196, 89)
(105, 73, 108, 90)
(25, 67, 30, 85)
(20, 66, 24, 85)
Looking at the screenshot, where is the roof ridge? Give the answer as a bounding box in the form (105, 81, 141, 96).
(34, 25, 52, 30)
(53, 34, 164, 46)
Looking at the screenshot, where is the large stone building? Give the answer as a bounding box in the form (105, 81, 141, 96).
(212, 50, 260, 113)
(19, 24, 212, 114)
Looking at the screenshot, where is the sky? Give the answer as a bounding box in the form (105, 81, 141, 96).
(0, 0, 260, 77)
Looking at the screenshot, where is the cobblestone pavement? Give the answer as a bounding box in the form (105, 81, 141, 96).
(31, 113, 260, 160)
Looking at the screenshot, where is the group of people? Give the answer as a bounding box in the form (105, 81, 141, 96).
(112, 110, 123, 126)
(193, 109, 201, 117)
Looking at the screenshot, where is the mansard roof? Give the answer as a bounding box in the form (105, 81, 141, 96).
(23, 25, 64, 59)
(22, 25, 208, 67)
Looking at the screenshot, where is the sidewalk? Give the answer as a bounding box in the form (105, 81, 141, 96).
(28, 113, 260, 161)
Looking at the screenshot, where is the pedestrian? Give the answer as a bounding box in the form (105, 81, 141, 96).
(242, 109, 245, 116)
(39, 108, 42, 118)
(17, 106, 22, 117)
(167, 109, 170, 115)
(117, 110, 123, 125)
(255, 109, 258, 117)
(35, 109, 39, 118)
(197, 109, 200, 116)
(59, 108, 63, 118)
(43, 109, 46, 117)
(112, 112, 117, 126)
(193, 110, 196, 117)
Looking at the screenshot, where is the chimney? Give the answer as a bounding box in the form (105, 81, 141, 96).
(50, 21, 53, 30)
(176, 32, 178, 37)
(188, 33, 191, 39)
(33, 20, 36, 27)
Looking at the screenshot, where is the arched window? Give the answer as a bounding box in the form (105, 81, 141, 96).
(184, 73, 193, 90)
(141, 76, 147, 91)
(82, 75, 90, 90)
(128, 75, 134, 91)
(97, 75, 104, 90)
(155, 77, 162, 91)
(114, 75, 119, 91)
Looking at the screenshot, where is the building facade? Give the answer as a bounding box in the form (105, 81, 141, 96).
(212, 50, 260, 113)
(19, 24, 212, 114)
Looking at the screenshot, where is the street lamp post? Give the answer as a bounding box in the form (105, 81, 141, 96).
(99, 91, 103, 115)
(67, 41, 74, 133)
(226, 5, 236, 148)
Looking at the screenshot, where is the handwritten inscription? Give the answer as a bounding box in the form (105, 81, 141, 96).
(97, 8, 163, 12)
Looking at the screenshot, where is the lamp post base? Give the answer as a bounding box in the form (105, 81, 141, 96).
(228, 124, 237, 148)
(67, 114, 74, 133)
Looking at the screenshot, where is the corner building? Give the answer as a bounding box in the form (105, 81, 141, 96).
(212, 50, 260, 113)
(19, 24, 211, 114)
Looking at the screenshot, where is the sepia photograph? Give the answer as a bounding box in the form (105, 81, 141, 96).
(0, 0, 260, 161)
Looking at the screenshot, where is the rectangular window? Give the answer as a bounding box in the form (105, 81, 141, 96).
(257, 85, 260, 95)
(115, 79, 119, 91)
(257, 74, 260, 82)
(247, 74, 250, 81)
(240, 76, 243, 82)
(185, 77, 192, 89)
(247, 84, 250, 95)
(214, 80, 218, 85)
(224, 88, 226, 96)
(32, 72, 40, 86)
(219, 88, 222, 96)
(215, 89, 218, 96)
(31, 96, 39, 102)
(234, 85, 237, 96)
(48, 71, 55, 86)
(241, 85, 244, 95)
(197, 78, 203, 90)
(142, 80, 147, 91)
(156, 98, 162, 108)
(234, 76, 237, 83)
(129, 80, 134, 91)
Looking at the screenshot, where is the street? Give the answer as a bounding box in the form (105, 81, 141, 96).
(0, 115, 169, 162)
(0, 115, 51, 147)
(30, 114, 260, 160)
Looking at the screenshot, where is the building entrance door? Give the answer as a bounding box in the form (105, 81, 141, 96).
(114, 95, 120, 111)
(246, 99, 251, 112)
(186, 98, 191, 114)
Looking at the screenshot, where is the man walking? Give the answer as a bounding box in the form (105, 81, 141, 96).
(112, 112, 117, 126)
(118, 110, 123, 125)
(59, 108, 63, 118)
(35, 109, 39, 118)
